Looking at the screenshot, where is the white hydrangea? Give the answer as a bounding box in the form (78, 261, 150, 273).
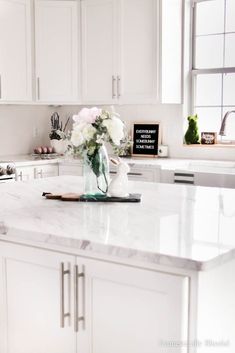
(70, 126, 85, 147)
(71, 123, 97, 146)
(82, 124, 96, 141)
(103, 117, 124, 145)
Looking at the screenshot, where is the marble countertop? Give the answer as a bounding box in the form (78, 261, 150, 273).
(0, 176, 235, 271)
(0, 154, 60, 166)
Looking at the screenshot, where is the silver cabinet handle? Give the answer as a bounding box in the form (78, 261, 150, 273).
(0, 75, 2, 99)
(36, 169, 43, 178)
(112, 76, 116, 98)
(74, 264, 85, 332)
(117, 75, 121, 98)
(60, 262, 71, 328)
(17, 171, 23, 181)
(37, 77, 40, 100)
(174, 172, 195, 185)
(128, 172, 142, 176)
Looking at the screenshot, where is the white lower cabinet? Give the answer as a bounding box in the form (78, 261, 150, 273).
(0, 243, 189, 353)
(80, 257, 189, 353)
(59, 161, 160, 182)
(160, 169, 235, 189)
(16, 163, 59, 181)
(34, 164, 59, 179)
(0, 243, 76, 353)
(16, 165, 35, 181)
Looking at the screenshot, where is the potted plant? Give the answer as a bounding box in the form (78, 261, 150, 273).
(49, 112, 70, 154)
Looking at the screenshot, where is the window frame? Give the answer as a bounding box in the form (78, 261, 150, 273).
(191, 0, 235, 142)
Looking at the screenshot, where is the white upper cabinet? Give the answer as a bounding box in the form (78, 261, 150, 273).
(35, 0, 79, 103)
(119, 0, 158, 104)
(0, 0, 32, 102)
(161, 0, 183, 104)
(81, 0, 158, 104)
(81, 0, 118, 104)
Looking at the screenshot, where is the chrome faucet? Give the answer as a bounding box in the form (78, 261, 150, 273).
(219, 110, 235, 136)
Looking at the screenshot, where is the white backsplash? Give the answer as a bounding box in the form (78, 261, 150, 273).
(0, 104, 235, 161)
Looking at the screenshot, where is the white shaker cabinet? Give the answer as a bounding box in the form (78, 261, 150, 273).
(0, 243, 189, 353)
(79, 257, 189, 353)
(35, 0, 79, 103)
(16, 165, 35, 181)
(16, 163, 59, 181)
(0, 243, 76, 353)
(81, 0, 118, 104)
(119, 0, 158, 104)
(0, 0, 32, 102)
(34, 164, 59, 179)
(161, 0, 183, 104)
(81, 0, 158, 104)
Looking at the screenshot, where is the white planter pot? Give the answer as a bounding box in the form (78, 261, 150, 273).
(50, 139, 68, 154)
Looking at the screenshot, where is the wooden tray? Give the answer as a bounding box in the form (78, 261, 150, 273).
(42, 192, 141, 203)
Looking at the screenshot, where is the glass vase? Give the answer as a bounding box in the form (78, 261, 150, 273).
(83, 145, 109, 196)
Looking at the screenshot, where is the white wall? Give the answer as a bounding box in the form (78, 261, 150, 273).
(1, 104, 235, 161)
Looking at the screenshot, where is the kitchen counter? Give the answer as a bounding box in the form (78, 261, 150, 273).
(2, 153, 235, 175)
(0, 175, 235, 271)
(0, 154, 61, 166)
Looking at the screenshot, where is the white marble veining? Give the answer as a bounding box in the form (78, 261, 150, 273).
(1, 176, 235, 271)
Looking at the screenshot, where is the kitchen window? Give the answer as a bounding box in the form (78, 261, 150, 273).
(192, 0, 235, 142)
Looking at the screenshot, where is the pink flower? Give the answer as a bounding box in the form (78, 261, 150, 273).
(73, 107, 102, 124)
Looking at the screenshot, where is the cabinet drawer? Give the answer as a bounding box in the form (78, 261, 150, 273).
(110, 166, 160, 182)
(59, 163, 83, 177)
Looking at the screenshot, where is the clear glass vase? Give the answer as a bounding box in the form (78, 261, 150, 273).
(83, 145, 109, 196)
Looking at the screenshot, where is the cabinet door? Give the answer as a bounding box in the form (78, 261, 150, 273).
(0, 0, 32, 101)
(81, 0, 118, 104)
(77, 257, 189, 353)
(118, 0, 158, 104)
(0, 243, 76, 353)
(35, 0, 79, 102)
(16, 166, 35, 181)
(34, 164, 59, 179)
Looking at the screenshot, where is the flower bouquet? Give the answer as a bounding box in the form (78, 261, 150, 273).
(70, 107, 125, 195)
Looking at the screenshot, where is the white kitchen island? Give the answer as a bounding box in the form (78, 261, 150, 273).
(0, 176, 235, 353)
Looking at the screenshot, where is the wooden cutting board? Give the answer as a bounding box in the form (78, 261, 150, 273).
(42, 192, 141, 203)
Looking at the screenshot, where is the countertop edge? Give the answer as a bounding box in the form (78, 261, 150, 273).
(0, 225, 220, 273)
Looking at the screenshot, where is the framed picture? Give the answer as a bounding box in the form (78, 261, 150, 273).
(201, 132, 217, 145)
(132, 122, 160, 157)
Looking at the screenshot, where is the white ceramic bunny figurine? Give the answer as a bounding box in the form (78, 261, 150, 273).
(108, 157, 130, 197)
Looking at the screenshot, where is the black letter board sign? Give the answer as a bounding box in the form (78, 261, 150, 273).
(132, 122, 160, 157)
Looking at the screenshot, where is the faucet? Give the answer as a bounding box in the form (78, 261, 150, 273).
(219, 111, 235, 136)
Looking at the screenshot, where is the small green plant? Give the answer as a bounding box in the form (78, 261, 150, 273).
(184, 114, 200, 145)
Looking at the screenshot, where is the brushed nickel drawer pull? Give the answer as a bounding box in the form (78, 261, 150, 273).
(60, 262, 71, 328)
(128, 172, 142, 176)
(110, 171, 142, 176)
(37, 77, 40, 100)
(117, 75, 121, 98)
(74, 265, 85, 332)
(112, 76, 116, 99)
